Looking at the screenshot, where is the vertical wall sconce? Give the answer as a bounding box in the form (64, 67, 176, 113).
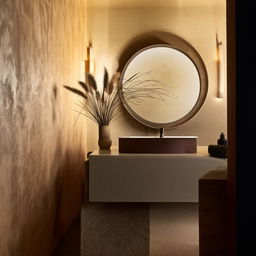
(86, 42, 95, 74)
(216, 34, 224, 98)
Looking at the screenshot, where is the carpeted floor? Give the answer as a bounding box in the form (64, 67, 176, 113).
(53, 203, 199, 256)
(150, 203, 199, 256)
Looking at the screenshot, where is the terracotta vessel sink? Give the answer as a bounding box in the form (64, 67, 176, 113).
(118, 136, 197, 154)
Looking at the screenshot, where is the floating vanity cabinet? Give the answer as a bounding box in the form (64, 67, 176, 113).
(81, 147, 227, 256)
(89, 147, 226, 202)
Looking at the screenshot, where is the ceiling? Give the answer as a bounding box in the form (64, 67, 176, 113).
(88, 0, 225, 9)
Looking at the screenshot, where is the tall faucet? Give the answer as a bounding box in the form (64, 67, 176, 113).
(160, 128, 164, 138)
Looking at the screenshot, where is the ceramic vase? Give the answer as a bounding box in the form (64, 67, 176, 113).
(98, 125, 112, 150)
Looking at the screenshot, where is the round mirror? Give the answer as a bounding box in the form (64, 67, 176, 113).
(120, 42, 208, 129)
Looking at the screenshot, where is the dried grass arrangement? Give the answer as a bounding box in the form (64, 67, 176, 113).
(64, 68, 168, 125)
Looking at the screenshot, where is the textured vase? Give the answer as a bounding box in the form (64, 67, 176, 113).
(98, 125, 112, 150)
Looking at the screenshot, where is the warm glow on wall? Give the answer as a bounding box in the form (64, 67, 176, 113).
(216, 34, 224, 98)
(80, 60, 86, 82)
(86, 42, 95, 74)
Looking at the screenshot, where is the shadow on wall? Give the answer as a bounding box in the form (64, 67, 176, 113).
(51, 84, 58, 122)
(8, 86, 87, 256)
(53, 146, 86, 247)
(15, 148, 86, 256)
(51, 84, 86, 252)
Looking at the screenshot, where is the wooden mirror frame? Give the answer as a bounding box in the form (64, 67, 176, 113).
(120, 37, 208, 129)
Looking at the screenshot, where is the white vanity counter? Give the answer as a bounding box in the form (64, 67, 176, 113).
(89, 146, 227, 202)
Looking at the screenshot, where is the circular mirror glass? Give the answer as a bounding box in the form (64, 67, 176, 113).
(120, 43, 208, 128)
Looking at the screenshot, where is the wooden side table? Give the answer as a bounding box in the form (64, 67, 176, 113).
(199, 169, 228, 256)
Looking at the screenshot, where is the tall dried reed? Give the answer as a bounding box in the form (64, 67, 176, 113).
(64, 68, 169, 125)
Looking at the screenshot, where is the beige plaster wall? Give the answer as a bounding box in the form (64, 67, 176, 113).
(87, 0, 227, 151)
(0, 0, 87, 255)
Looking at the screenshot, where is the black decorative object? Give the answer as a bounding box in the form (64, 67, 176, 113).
(208, 133, 228, 158)
(208, 145, 227, 158)
(217, 132, 227, 145)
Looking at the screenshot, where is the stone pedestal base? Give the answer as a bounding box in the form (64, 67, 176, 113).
(81, 203, 149, 256)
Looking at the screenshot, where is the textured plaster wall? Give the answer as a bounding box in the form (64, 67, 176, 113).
(0, 0, 87, 255)
(87, 0, 227, 151)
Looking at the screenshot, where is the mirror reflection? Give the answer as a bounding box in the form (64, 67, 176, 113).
(120, 43, 208, 129)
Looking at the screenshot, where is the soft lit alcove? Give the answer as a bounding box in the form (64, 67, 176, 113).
(86, 0, 227, 151)
(83, 1, 227, 256)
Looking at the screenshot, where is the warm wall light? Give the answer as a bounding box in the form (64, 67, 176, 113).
(216, 34, 224, 98)
(86, 42, 95, 74)
(79, 60, 86, 82)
